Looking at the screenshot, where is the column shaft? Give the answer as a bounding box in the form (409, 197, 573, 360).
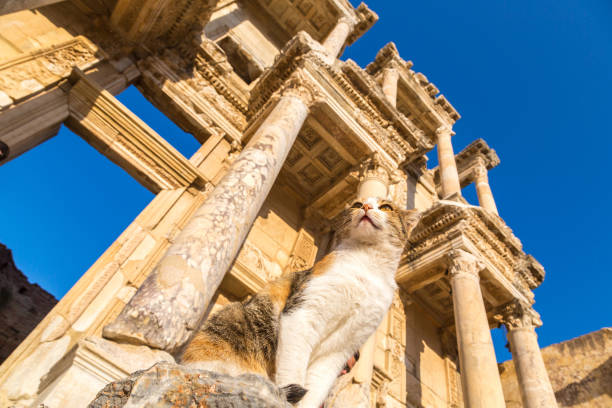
(436, 127, 461, 197)
(352, 331, 376, 384)
(322, 17, 353, 64)
(357, 154, 390, 199)
(474, 168, 499, 215)
(381, 67, 399, 108)
(508, 326, 557, 407)
(449, 251, 505, 408)
(103, 94, 309, 353)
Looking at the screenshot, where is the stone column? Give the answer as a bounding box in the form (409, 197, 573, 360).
(351, 155, 392, 388)
(448, 249, 505, 408)
(321, 16, 355, 64)
(473, 161, 499, 215)
(103, 84, 312, 353)
(381, 66, 399, 108)
(436, 126, 461, 198)
(501, 301, 558, 408)
(357, 153, 391, 199)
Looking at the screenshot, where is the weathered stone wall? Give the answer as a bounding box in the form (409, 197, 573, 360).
(499, 328, 612, 408)
(0, 243, 57, 363)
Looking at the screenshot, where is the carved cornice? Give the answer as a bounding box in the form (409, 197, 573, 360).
(494, 299, 542, 330)
(403, 201, 543, 298)
(110, 0, 217, 48)
(341, 59, 432, 160)
(248, 32, 328, 119)
(346, 3, 379, 45)
(365, 41, 460, 139)
(0, 37, 103, 103)
(248, 32, 425, 166)
(365, 42, 413, 75)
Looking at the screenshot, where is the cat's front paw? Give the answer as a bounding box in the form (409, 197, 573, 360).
(281, 384, 308, 404)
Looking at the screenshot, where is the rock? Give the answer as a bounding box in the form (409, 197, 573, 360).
(89, 362, 293, 408)
(0, 243, 57, 363)
(324, 372, 370, 408)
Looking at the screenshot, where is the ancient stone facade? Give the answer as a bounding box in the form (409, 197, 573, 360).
(0, 243, 57, 364)
(500, 328, 612, 408)
(0, 1, 557, 407)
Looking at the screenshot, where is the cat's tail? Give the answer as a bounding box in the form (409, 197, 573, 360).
(280, 384, 308, 404)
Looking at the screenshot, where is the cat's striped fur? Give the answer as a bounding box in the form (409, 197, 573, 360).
(181, 197, 419, 406)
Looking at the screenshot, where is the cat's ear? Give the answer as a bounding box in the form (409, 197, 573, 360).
(399, 209, 421, 238)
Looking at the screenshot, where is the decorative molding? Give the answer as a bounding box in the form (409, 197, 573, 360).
(494, 299, 542, 330)
(447, 249, 485, 279)
(402, 201, 542, 299)
(67, 69, 209, 194)
(0, 37, 102, 102)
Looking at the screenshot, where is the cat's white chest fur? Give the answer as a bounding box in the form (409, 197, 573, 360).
(275, 244, 400, 408)
(302, 250, 396, 360)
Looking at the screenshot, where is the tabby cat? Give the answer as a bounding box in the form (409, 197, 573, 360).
(181, 197, 419, 406)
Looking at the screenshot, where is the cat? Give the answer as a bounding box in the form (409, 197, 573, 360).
(181, 197, 419, 406)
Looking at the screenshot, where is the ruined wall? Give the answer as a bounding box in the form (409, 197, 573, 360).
(0, 243, 57, 363)
(499, 328, 612, 408)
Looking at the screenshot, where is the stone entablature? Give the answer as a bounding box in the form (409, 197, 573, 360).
(398, 200, 543, 323)
(248, 32, 429, 168)
(366, 42, 460, 143)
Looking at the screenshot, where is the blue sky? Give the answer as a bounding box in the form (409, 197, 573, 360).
(1, 1, 611, 363)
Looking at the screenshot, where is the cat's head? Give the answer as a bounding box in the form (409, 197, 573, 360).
(334, 197, 420, 249)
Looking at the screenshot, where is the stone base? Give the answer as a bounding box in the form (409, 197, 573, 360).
(26, 337, 174, 408)
(88, 361, 292, 408)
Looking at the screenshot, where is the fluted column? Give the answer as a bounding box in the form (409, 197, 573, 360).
(500, 301, 558, 408)
(357, 153, 391, 199)
(322, 16, 355, 64)
(103, 84, 313, 353)
(473, 160, 499, 215)
(436, 126, 461, 198)
(449, 249, 505, 408)
(381, 66, 399, 108)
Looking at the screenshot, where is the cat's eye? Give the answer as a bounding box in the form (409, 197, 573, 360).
(350, 202, 363, 209)
(379, 204, 394, 212)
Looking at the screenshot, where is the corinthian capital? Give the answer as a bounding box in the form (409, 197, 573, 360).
(447, 249, 485, 279)
(472, 158, 488, 179)
(281, 71, 322, 106)
(495, 299, 542, 330)
(435, 125, 455, 138)
(358, 152, 392, 184)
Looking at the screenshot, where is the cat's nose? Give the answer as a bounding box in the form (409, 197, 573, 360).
(363, 203, 372, 212)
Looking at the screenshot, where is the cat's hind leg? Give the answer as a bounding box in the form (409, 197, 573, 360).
(298, 351, 350, 408)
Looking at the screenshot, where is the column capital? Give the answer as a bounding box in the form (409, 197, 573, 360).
(357, 152, 394, 199)
(447, 249, 485, 279)
(280, 72, 323, 107)
(472, 158, 488, 179)
(435, 125, 455, 138)
(358, 152, 392, 185)
(495, 299, 542, 330)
